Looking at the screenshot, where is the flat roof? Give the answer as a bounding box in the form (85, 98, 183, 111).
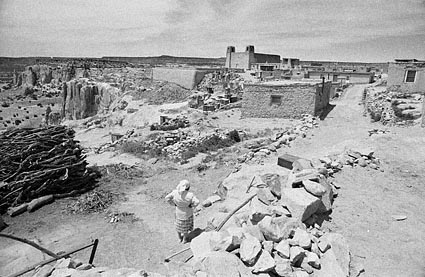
(245, 79, 326, 87)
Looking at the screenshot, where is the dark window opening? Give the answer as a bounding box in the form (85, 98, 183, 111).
(405, 70, 416, 82)
(270, 95, 282, 106)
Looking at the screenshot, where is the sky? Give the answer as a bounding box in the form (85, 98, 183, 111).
(0, 0, 424, 62)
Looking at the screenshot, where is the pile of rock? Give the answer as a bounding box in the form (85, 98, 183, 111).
(191, 224, 352, 277)
(31, 257, 163, 277)
(188, 159, 364, 276)
(150, 116, 190, 131)
(163, 131, 236, 160)
(193, 142, 378, 276)
(363, 87, 423, 125)
(315, 148, 382, 175)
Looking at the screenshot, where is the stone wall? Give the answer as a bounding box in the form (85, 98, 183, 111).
(62, 79, 121, 120)
(242, 82, 331, 118)
(387, 62, 425, 93)
(152, 67, 215, 89)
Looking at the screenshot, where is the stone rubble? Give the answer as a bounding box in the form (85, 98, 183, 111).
(237, 114, 319, 164)
(316, 148, 383, 175)
(363, 86, 423, 126)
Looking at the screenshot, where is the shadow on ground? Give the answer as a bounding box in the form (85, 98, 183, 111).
(319, 104, 336, 120)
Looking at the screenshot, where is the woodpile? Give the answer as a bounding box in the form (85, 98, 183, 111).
(0, 126, 98, 212)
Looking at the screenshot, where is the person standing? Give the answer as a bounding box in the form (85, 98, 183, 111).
(165, 180, 200, 243)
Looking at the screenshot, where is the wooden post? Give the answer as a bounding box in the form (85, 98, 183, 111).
(421, 95, 425, 128)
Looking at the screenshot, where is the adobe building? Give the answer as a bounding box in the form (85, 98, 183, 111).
(387, 59, 425, 93)
(225, 45, 281, 70)
(307, 70, 374, 84)
(152, 67, 216, 89)
(242, 80, 331, 119)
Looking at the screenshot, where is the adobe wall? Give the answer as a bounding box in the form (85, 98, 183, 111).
(348, 75, 373, 84)
(152, 67, 214, 89)
(308, 72, 373, 84)
(387, 63, 425, 93)
(253, 53, 281, 64)
(228, 52, 251, 69)
(242, 84, 317, 118)
(314, 81, 331, 112)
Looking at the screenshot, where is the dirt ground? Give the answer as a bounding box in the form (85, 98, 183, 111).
(290, 85, 425, 277)
(0, 88, 61, 130)
(1, 84, 425, 277)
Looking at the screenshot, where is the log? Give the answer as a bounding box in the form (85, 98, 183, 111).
(27, 195, 54, 212)
(0, 233, 59, 258)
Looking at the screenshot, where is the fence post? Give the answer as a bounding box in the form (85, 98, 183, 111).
(422, 95, 425, 127)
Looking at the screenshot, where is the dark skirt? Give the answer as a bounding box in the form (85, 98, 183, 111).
(175, 215, 194, 234)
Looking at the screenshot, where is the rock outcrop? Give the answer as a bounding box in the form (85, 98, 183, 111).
(62, 79, 121, 120)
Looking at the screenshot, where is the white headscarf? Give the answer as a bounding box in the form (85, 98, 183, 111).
(176, 180, 190, 193)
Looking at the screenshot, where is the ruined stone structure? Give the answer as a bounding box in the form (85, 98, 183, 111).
(152, 67, 215, 89)
(225, 45, 281, 70)
(388, 59, 425, 93)
(62, 80, 121, 120)
(242, 80, 331, 118)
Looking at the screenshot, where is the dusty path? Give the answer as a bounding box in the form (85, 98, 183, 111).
(288, 84, 425, 277)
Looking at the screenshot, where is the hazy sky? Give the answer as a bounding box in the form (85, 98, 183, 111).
(0, 0, 424, 62)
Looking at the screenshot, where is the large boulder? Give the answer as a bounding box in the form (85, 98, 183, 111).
(292, 159, 314, 172)
(317, 175, 334, 213)
(258, 216, 287, 242)
(289, 246, 306, 266)
(190, 232, 214, 258)
(260, 173, 282, 198)
(291, 228, 312, 249)
(252, 250, 276, 273)
(242, 225, 265, 242)
(273, 255, 292, 276)
(281, 188, 321, 222)
(240, 234, 262, 265)
(302, 180, 326, 197)
(210, 230, 240, 252)
(33, 265, 54, 277)
(257, 187, 276, 205)
(258, 216, 303, 243)
(197, 251, 254, 276)
(319, 233, 350, 276)
(250, 197, 273, 224)
(275, 239, 290, 259)
(306, 251, 321, 269)
(314, 248, 346, 277)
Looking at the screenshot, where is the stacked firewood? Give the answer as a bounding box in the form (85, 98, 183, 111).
(0, 126, 98, 210)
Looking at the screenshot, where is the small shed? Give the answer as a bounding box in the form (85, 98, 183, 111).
(242, 80, 331, 118)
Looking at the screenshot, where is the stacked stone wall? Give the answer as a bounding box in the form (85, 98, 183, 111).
(242, 84, 317, 118)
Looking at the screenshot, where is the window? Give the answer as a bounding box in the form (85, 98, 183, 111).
(405, 70, 416, 82)
(270, 95, 282, 106)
